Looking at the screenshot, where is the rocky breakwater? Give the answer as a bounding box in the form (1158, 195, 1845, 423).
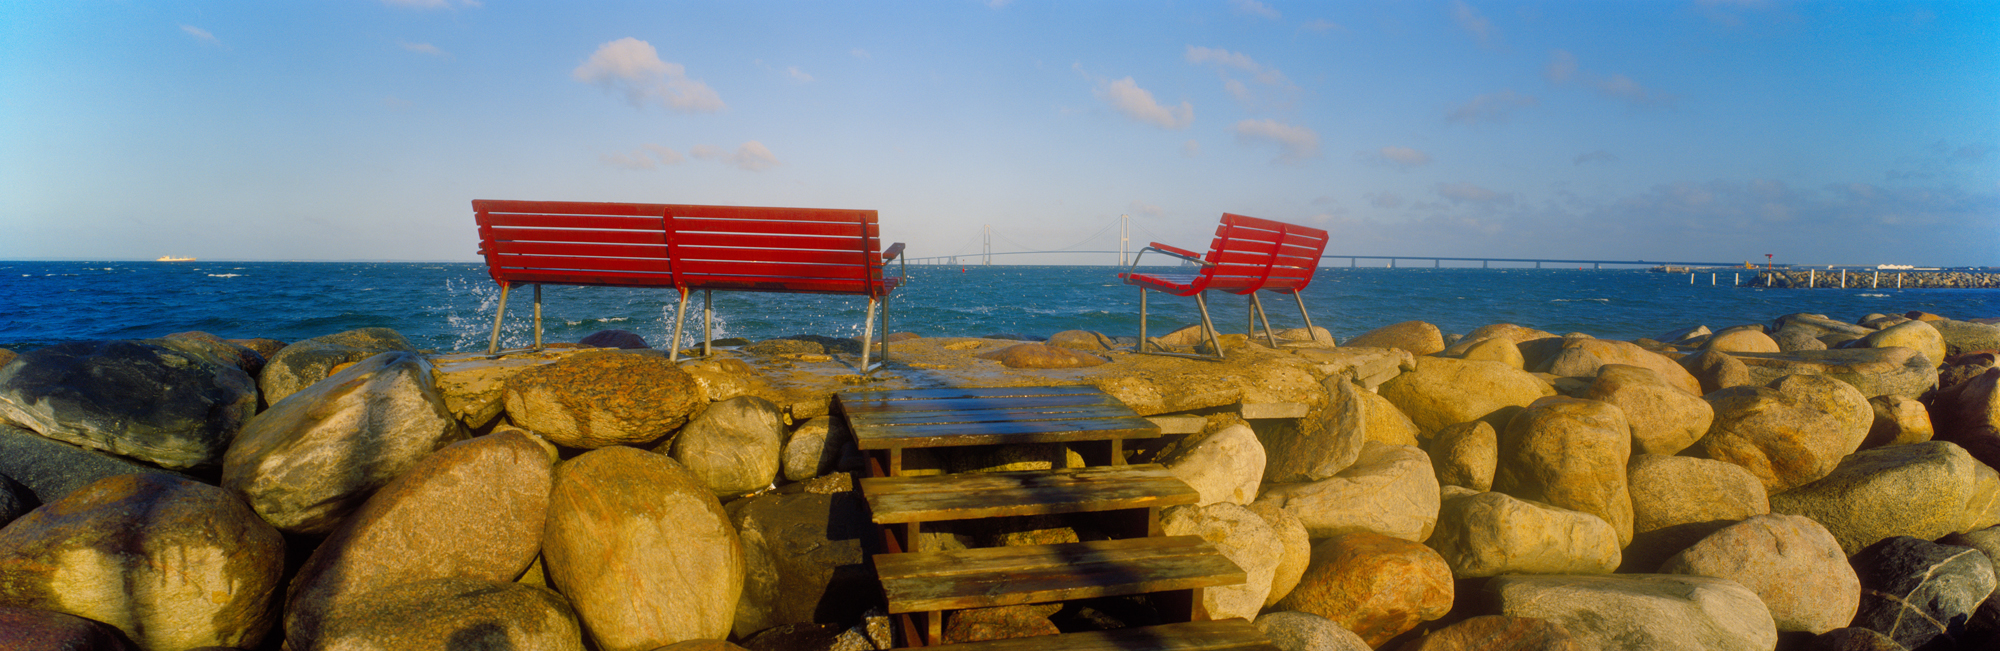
(1752, 269, 2000, 290)
(0, 308, 1991, 650)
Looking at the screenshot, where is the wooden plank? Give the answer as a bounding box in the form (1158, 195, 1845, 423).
(860, 464, 1198, 524)
(672, 217, 868, 238)
(840, 392, 1117, 415)
(845, 403, 1142, 427)
(487, 227, 668, 245)
(851, 418, 1160, 449)
(839, 385, 1106, 402)
(876, 536, 1244, 613)
(489, 241, 670, 259)
(481, 213, 666, 230)
(669, 204, 874, 224)
(476, 199, 668, 218)
(921, 620, 1278, 651)
(490, 253, 672, 274)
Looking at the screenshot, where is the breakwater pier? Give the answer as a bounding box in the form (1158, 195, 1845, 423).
(1749, 269, 2000, 289)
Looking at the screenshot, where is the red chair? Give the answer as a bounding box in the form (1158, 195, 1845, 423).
(1118, 214, 1330, 359)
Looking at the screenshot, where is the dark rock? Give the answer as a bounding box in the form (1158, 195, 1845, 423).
(727, 489, 878, 638)
(1932, 367, 2000, 472)
(1802, 627, 1907, 651)
(1939, 352, 1997, 391)
(581, 329, 651, 349)
(1394, 615, 1581, 651)
(226, 337, 288, 360)
(739, 623, 843, 651)
(309, 578, 583, 651)
(1848, 536, 1996, 650)
(1773, 325, 1831, 352)
(0, 604, 135, 651)
(259, 327, 417, 405)
(0, 340, 257, 469)
(0, 349, 15, 369)
(1931, 320, 2000, 358)
(0, 424, 189, 507)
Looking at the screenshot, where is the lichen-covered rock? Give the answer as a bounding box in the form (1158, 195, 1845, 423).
(1769, 441, 1983, 555)
(1493, 396, 1634, 545)
(429, 350, 589, 431)
(284, 430, 553, 648)
(1486, 574, 1777, 651)
(1260, 377, 1367, 483)
(1456, 336, 1526, 369)
(1256, 442, 1440, 541)
(260, 327, 418, 405)
(1345, 321, 1446, 356)
(0, 604, 135, 651)
(975, 343, 1106, 368)
(1426, 491, 1620, 578)
(1703, 329, 1780, 354)
(1394, 615, 1583, 651)
(0, 340, 257, 469)
(1730, 348, 1940, 399)
(1441, 324, 1558, 358)
(1536, 338, 1702, 396)
(1244, 500, 1310, 608)
(1275, 532, 1454, 648)
(781, 416, 857, 483)
(1863, 394, 1934, 449)
(505, 352, 703, 449)
(1698, 377, 1866, 494)
(669, 396, 786, 498)
(1582, 364, 1712, 456)
(1624, 454, 1768, 572)
(1855, 320, 1945, 368)
(1848, 536, 1997, 650)
(1160, 502, 1282, 621)
(728, 490, 875, 638)
(0, 473, 284, 651)
(1251, 611, 1370, 651)
(223, 351, 464, 533)
(1658, 514, 1859, 634)
(1163, 418, 1266, 506)
(308, 578, 583, 651)
(1356, 388, 1422, 447)
(545, 447, 743, 651)
(1931, 319, 2000, 357)
(1427, 420, 1496, 491)
(1379, 357, 1555, 437)
(1679, 348, 1752, 395)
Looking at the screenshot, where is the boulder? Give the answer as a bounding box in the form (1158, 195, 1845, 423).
(1255, 442, 1440, 541)
(1244, 500, 1311, 608)
(1536, 339, 1702, 396)
(975, 343, 1106, 369)
(1848, 536, 1997, 650)
(1582, 364, 1712, 456)
(1802, 627, 1907, 651)
(1425, 491, 1621, 578)
(1163, 418, 1266, 507)
(0, 424, 189, 505)
(1730, 348, 1940, 399)
(1625, 454, 1769, 572)
(1659, 324, 1714, 347)
(307, 578, 583, 651)
(1161, 502, 1283, 620)
(1457, 336, 1525, 369)
(1863, 394, 1934, 449)
(1357, 388, 1422, 447)
(260, 327, 418, 404)
(1773, 324, 1831, 352)
(1940, 351, 1998, 391)
(0, 349, 14, 369)
(680, 357, 779, 405)
(669, 396, 787, 498)
(1937, 525, 2000, 594)
(1427, 420, 1496, 491)
(781, 416, 858, 483)
(284, 429, 554, 648)
(1961, 460, 2000, 534)
(1394, 615, 1583, 651)
(429, 350, 589, 431)
(0, 339, 257, 469)
(1345, 321, 1445, 356)
(582, 329, 650, 349)
(1678, 349, 1752, 395)
(1260, 377, 1367, 483)
(1855, 320, 1945, 368)
(0, 605, 135, 651)
(1658, 514, 1859, 634)
(1486, 574, 1777, 651)
(223, 351, 465, 534)
(1697, 378, 1866, 494)
(1047, 330, 1117, 352)
(1440, 324, 1558, 358)
(505, 351, 703, 449)
(1768, 441, 1983, 555)
(1275, 532, 1454, 648)
(1252, 611, 1370, 651)
(1704, 328, 1780, 354)
(1493, 396, 1634, 545)
(941, 604, 1059, 645)
(729, 490, 876, 638)
(1379, 357, 1556, 437)
(155, 331, 266, 376)
(1931, 319, 2000, 357)
(1293, 347, 1416, 391)
(1932, 367, 2000, 472)
(1776, 313, 1875, 338)
(545, 447, 744, 651)
(0, 473, 284, 650)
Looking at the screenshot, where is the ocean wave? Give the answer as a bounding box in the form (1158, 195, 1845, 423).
(208, 274, 242, 278)
(1858, 293, 1888, 298)
(1550, 298, 1610, 303)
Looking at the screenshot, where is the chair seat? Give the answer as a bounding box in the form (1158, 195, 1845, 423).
(1121, 272, 1203, 295)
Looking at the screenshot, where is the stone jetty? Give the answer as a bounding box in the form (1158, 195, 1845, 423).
(0, 310, 1996, 650)
(1750, 269, 2000, 289)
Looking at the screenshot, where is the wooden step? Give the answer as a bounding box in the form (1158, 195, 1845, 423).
(921, 619, 1279, 651)
(875, 536, 1244, 616)
(859, 463, 1198, 525)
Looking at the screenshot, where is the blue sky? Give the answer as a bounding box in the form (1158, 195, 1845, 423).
(3, 0, 1995, 266)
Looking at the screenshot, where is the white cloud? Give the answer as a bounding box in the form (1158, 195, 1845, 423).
(180, 25, 219, 45)
(1363, 146, 1432, 168)
(1185, 46, 1288, 86)
(1545, 50, 1672, 107)
(1438, 181, 1510, 204)
(787, 66, 814, 83)
(1545, 50, 1577, 83)
(1098, 77, 1193, 130)
(1446, 90, 1538, 124)
(1231, 119, 1320, 165)
(601, 144, 685, 170)
(691, 141, 781, 171)
(400, 41, 447, 57)
(1451, 1, 1496, 47)
(572, 38, 726, 113)
(1231, 0, 1280, 19)
(1181, 139, 1201, 158)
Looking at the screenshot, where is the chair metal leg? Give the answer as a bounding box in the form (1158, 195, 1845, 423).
(860, 296, 879, 373)
(1251, 293, 1278, 347)
(487, 283, 511, 356)
(532, 284, 544, 352)
(669, 286, 689, 362)
(1138, 288, 1150, 353)
(1194, 292, 1224, 360)
(702, 289, 713, 358)
(1292, 291, 1320, 344)
(881, 292, 891, 368)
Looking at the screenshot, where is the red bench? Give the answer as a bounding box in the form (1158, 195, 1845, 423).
(473, 200, 904, 371)
(1118, 213, 1330, 359)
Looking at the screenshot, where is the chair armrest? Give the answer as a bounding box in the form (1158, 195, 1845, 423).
(882, 242, 906, 263)
(1147, 242, 1204, 261)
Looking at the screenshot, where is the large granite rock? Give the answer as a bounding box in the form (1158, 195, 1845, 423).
(1864, 394, 1934, 449)
(0, 604, 135, 651)
(0, 473, 284, 650)
(941, 603, 1060, 645)
(1658, 514, 1859, 634)
(1802, 627, 1909, 651)
(1679, 348, 1753, 395)
(1357, 388, 1422, 447)
(1931, 319, 2000, 357)
(1730, 348, 1940, 399)
(223, 351, 465, 534)
(260, 327, 418, 404)
(781, 416, 857, 483)
(1582, 364, 1712, 456)
(1456, 336, 1526, 369)
(1855, 320, 1946, 368)
(1425, 491, 1621, 578)
(1394, 615, 1583, 651)
(669, 396, 787, 498)
(1536, 338, 1702, 396)
(1345, 321, 1446, 356)
(680, 357, 780, 405)
(1427, 420, 1496, 491)
(1440, 324, 1558, 358)
(1849, 536, 1997, 650)
(1379, 357, 1555, 437)
(284, 429, 554, 648)
(1245, 500, 1311, 608)
(976, 343, 1107, 368)
(1486, 574, 1777, 651)
(1625, 454, 1769, 572)
(1704, 328, 1781, 354)
(1260, 377, 1367, 483)
(0, 424, 188, 505)
(728, 490, 875, 639)
(1275, 532, 1454, 648)
(1698, 376, 1868, 494)
(0, 339, 257, 469)
(545, 447, 744, 651)
(1252, 611, 1370, 651)
(1933, 367, 2000, 472)
(1769, 441, 1985, 555)
(505, 351, 704, 449)
(306, 578, 584, 651)
(1493, 396, 1634, 545)
(1255, 442, 1440, 541)
(1161, 502, 1283, 621)
(1164, 418, 1266, 507)
(582, 328, 650, 349)
(428, 350, 592, 431)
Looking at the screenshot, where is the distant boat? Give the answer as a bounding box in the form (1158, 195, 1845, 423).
(1876, 264, 1914, 270)
(157, 255, 195, 262)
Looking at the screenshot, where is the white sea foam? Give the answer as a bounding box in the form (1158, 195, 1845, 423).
(208, 274, 241, 278)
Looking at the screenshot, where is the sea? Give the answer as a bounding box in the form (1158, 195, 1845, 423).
(2, 261, 1996, 354)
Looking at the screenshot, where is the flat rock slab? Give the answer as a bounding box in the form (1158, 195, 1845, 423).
(1730, 348, 1939, 399)
(1486, 574, 1776, 651)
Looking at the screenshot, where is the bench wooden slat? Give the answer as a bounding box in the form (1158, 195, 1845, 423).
(875, 536, 1243, 613)
(860, 464, 1198, 524)
(677, 248, 872, 267)
(475, 199, 667, 217)
(489, 253, 672, 274)
(486, 227, 668, 245)
(673, 217, 873, 238)
(921, 620, 1278, 651)
(842, 386, 1107, 402)
(848, 404, 1143, 427)
(479, 213, 666, 230)
(673, 230, 878, 252)
(489, 241, 671, 259)
(670, 205, 874, 223)
(481, 270, 678, 288)
(841, 393, 1118, 414)
(852, 417, 1159, 448)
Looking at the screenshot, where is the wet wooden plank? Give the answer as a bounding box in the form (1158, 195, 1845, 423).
(839, 385, 1104, 404)
(852, 419, 1158, 449)
(840, 392, 1117, 415)
(921, 620, 1279, 651)
(875, 536, 1244, 614)
(847, 403, 1139, 427)
(860, 464, 1198, 524)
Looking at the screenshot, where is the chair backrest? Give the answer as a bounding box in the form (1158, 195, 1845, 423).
(1199, 213, 1330, 294)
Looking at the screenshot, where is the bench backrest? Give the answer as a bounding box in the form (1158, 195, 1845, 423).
(1198, 213, 1330, 293)
(474, 200, 896, 296)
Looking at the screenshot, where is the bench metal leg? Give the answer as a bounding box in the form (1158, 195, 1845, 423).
(669, 286, 690, 362)
(860, 296, 879, 373)
(881, 292, 891, 368)
(1193, 292, 1223, 360)
(532, 284, 544, 352)
(702, 289, 713, 359)
(487, 282, 511, 356)
(1292, 291, 1319, 344)
(1138, 288, 1150, 353)
(1250, 293, 1277, 347)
